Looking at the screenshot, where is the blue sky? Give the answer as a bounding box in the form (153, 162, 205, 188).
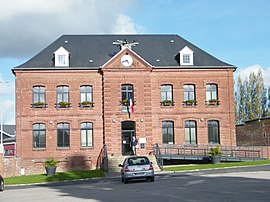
(0, 0, 270, 124)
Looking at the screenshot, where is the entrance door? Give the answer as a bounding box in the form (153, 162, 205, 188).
(122, 121, 135, 156)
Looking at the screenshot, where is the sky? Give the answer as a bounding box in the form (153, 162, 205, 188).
(0, 0, 270, 124)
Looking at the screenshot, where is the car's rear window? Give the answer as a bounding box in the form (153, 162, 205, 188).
(127, 157, 150, 166)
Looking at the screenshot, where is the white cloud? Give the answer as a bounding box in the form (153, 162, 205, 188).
(0, 0, 142, 58)
(113, 14, 145, 34)
(234, 64, 270, 87)
(0, 0, 142, 125)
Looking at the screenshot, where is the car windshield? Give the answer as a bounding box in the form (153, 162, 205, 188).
(127, 157, 150, 166)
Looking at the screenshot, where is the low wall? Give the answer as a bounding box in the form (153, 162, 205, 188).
(1, 155, 98, 177)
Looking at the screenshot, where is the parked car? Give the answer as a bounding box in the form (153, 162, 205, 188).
(118, 156, 154, 184)
(0, 174, 4, 191)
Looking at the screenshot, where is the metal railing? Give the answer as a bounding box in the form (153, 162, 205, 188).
(153, 143, 164, 170)
(154, 144, 263, 161)
(96, 144, 108, 172)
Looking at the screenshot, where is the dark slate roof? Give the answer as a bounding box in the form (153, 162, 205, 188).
(13, 34, 235, 70)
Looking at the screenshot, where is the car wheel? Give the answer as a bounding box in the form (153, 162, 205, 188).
(0, 179, 4, 191)
(150, 176, 155, 182)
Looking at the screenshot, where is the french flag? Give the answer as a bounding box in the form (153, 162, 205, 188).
(129, 98, 134, 113)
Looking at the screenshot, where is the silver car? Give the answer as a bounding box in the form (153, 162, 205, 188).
(119, 156, 154, 183)
(0, 174, 4, 191)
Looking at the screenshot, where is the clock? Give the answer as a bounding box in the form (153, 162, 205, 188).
(121, 55, 133, 67)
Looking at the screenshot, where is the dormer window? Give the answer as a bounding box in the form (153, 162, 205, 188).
(54, 46, 69, 67)
(179, 46, 194, 65)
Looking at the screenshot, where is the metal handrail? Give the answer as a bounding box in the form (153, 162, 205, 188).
(156, 144, 263, 160)
(96, 144, 108, 172)
(154, 143, 163, 170)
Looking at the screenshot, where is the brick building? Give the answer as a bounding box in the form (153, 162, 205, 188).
(236, 117, 270, 146)
(12, 34, 236, 175)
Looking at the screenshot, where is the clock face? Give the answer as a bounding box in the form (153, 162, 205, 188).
(121, 55, 133, 67)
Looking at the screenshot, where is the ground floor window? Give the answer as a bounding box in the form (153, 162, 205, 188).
(33, 123, 46, 148)
(81, 122, 93, 147)
(162, 121, 174, 144)
(185, 120, 197, 144)
(208, 120, 220, 144)
(57, 123, 70, 147)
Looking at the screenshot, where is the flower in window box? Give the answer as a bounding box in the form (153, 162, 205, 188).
(208, 99, 220, 105)
(161, 100, 173, 106)
(34, 101, 45, 108)
(121, 99, 129, 106)
(81, 101, 94, 107)
(58, 101, 70, 107)
(184, 99, 195, 106)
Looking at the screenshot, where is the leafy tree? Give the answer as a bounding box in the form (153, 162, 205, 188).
(234, 69, 269, 124)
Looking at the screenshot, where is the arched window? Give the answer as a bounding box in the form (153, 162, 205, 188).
(33, 86, 46, 107)
(57, 123, 70, 147)
(184, 84, 196, 106)
(81, 122, 93, 147)
(33, 123, 46, 148)
(121, 84, 134, 105)
(162, 121, 174, 144)
(56, 85, 69, 107)
(185, 120, 197, 144)
(206, 84, 218, 100)
(208, 120, 220, 144)
(161, 84, 173, 106)
(80, 85, 93, 107)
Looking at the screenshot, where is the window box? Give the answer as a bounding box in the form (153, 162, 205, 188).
(57, 101, 71, 108)
(32, 102, 47, 108)
(80, 101, 94, 108)
(160, 100, 174, 106)
(207, 99, 220, 106)
(121, 99, 129, 106)
(183, 100, 196, 106)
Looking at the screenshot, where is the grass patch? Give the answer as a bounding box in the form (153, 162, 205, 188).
(163, 160, 270, 172)
(5, 170, 105, 185)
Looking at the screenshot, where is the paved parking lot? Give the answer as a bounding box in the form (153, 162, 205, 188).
(1, 164, 270, 202)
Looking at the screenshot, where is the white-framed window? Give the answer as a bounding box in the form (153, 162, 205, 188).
(183, 54, 190, 64)
(58, 55, 66, 65)
(179, 46, 194, 65)
(81, 122, 93, 147)
(54, 46, 70, 67)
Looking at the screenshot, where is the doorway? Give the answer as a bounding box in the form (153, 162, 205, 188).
(122, 121, 135, 156)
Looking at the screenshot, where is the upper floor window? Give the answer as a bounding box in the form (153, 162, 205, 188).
(185, 120, 197, 144)
(179, 46, 194, 65)
(80, 85, 93, 108)
(183, 84, 196, 106)
(208, 120, 220, 144)
(206, 84, 219, 105)
(33, 123, 46, 148)
(54, 46, 69, 67)
(56, 85, 70, 108)
(183, 54, 190, 64)
(121, 84, 134, 105)
(32, 86, 46, 108)
(161, 84, 173, 106)
(162, 121, 174, 144)
(57, 123, 70, 147)
(81, 122, 93, 147)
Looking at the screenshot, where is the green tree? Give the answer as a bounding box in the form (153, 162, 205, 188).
(234, 69, 269, 123)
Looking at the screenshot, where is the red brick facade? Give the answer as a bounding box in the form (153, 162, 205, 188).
(13, 52, 236, 175)
(236, 118, 270, 146)
(12, 35, 236, 175)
